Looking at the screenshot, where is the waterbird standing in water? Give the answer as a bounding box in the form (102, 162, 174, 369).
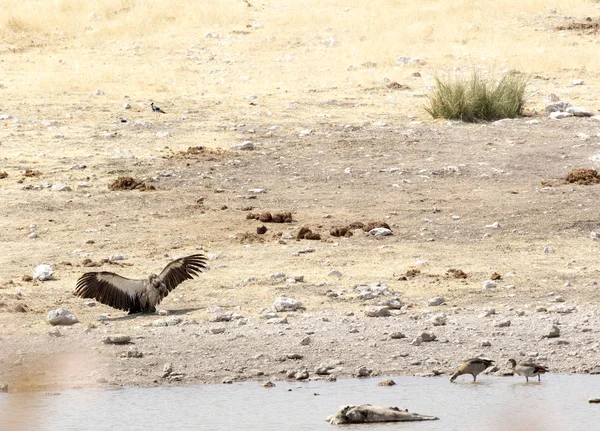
(151, 102, 167, 115)
(75, 254, 206, 314)
(508, 359, 549, 382)
(450, 357, 495, 382)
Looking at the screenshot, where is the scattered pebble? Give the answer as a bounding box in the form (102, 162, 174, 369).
(47, 308, 78, 326)
(33, 264, 54, 281)
(103, 334, 131, 344)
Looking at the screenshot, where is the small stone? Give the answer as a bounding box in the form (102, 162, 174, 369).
(566, 106, 594, 117)
(262, 381, 276, 388)
(545, 325, 560, 338)
(95, 89, 105, 95)
(430, 314, 447, 326)
(328, 270, 342, 278)
(495, 319, 511, 328)
(377, 379, 396, 386)
(210, 327, 226, 335)
(428, 297, 445, 306)
(543, 246, 556, 254)
(162, 363, 173, 378)
(356, 366, 372, 377)
(47, 308, 78, 326)
(480, 340, 492, 347)
(122, 103, 131, 109)
(554, 296, 565, 303)
(418, 332, 436, 342)
(51, 183, 72, 192)
(536, 306, 547, 312)
(369, 227, 393, 236)
(364, 306, 391, 317)
(300, 336, 311, 346)
(390, 332, 406, 339)
(232, 141, 254, 151)
(102, 334, 131, 344)
(571, 79, 584, 86)
(482, 280, 497, 289)
(33, 264, 54, 281)
(272, 296, 302, 312)
(485, 222, 500, 229)
(295, 370, 310, 381)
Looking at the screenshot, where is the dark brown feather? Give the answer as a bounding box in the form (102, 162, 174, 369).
(158, 254, 207, 293)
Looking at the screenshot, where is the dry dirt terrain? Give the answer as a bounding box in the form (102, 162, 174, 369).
(1, 0, 600, 392)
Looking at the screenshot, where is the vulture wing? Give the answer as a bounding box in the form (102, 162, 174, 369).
(76, 272, 147, 312)
(158, 254, 207, 293)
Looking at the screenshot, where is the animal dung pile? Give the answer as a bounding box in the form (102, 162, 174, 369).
(108, 176, 155, 191)
(246, 211, 293, 223)
(447, 268, 468, 279)
(297, 226, 321, 240)
(330, 226, 353, 237)
(564, 168, 600, 185)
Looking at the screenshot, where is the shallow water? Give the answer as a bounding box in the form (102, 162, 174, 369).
(0, 374, 597, 431)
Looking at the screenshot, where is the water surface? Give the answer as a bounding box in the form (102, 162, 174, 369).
(1, 375, 597, 430)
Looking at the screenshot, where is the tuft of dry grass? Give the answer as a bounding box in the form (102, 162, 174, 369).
(425, 72, 528, 121)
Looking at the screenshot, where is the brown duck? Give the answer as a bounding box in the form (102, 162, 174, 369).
(508, 359, 549, 382)
(76, 254, 206, 314)
(450, 357, 495, 382)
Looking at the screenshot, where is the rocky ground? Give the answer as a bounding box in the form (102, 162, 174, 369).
(2, 0, 600, 393)
(2, 115, 600, 392)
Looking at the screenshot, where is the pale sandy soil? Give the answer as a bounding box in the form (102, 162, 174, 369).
(1, 0, 600, 392)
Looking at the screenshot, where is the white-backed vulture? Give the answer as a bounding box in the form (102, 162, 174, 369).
(75, 254, 206, 314)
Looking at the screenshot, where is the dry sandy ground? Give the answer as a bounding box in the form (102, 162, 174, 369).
(1, 0, 600, 392)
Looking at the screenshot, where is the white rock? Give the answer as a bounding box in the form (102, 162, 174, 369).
(95, 89, 105, 96)
(482, 280, 497, 289)
(369, 227, 393, 236)
(486, 222, 500, 229)
(269, 272, 286, 280)
(328, 270, 342, 277)
(272, 296, 302, 312)
(47, 308, 78, 326)
(299, 129, 313, 137)
(232, 141, 254, 151)
(544, 93, 559, 102)
(108, 254, 128, 261)
(248, 188, 266, 194)
(545, 101, 571, 113)
(156, 131, 170, 138)
(122, 103, 131, 109)
(28, 232, 38, 239)
(428, 297, 445, 306)
(543, 246, 556, 254)
(33, 264, 54, 281)
(51, 184, 71, 192)
(430, 314, 447, 326)
(550, 111, 573, 119)
(344, 167, 352, 174)
(566, 106, 594, 117)
(590, 232, 600, 241)
(571, 79, 584, 86)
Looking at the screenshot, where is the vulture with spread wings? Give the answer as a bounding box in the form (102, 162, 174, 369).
(75, 254, 207, 314)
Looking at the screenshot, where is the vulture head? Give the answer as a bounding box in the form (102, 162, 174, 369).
(75, 254, 207, 314)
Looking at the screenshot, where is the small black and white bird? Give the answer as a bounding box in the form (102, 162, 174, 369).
(75, 254, 206, 314)
(150, 102, 167, 115)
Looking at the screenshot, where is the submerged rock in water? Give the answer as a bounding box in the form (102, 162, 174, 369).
(326, 404, 438, 424)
